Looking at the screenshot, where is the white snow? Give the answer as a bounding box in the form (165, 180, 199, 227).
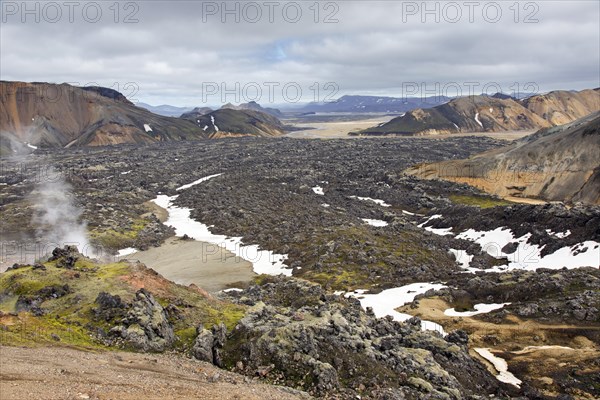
(512, 345, 574, 354)
(457, 227, 600, 271)
(222, 288, 243, 293)
(121, 170, 132, 175)
(350, 196, 391, 207)
(546, 229, 571, 239)
(474, 348, 522, 387)
(418, 215, 453, 235)
(420, 216, 598, 271)
(448, 249, 478, 272)
(26, 143, 37, 149)
(453, 123, 459, 130)
(203, 125, 209, 131)
(424, 226, 453, 236)
(312, 186, 324, 195)
(474, 113, 483, 128)
(418, 215, 442, 227)
(402, 210, 416, 216)
(362, 218, 388, 227)
(153, 175, 292, 277)
(176, 173, 222, 191)
(210, 115, 219, 131)
(144, 124, 153, 132)
(321, 203, 330, 208)
(346, 283, 447, 334)
(444, 303, 510, 317)
(117, 247, 137, 257)
(489, 107, 493, 113)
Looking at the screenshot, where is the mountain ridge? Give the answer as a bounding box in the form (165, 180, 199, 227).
(405, 112, 600, 205)
(360, 89, 599, 136)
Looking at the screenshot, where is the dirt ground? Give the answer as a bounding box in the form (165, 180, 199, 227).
(122, 237, 255, 293)
(0, 345, 311, 400)
(284, 116, 395, 138)
(285, 117, 535, 141)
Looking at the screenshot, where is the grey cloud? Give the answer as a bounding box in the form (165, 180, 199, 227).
(1, 1, 598, 105)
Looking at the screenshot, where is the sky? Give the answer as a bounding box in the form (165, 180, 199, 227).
(1, 0, 599, 107)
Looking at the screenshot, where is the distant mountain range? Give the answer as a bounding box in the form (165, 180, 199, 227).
(358, 89, 600, 136)
(136, 103, 194, 117)
(406, 111, 600, 205)
(298, 95, 451, 113)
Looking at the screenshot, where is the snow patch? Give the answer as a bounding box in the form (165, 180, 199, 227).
(210, 115, 219, 131)
(474, 113, 483, 128)
(546, 229, 571, 239)
(312, 186, 324, 195)
(474, 348, 522, 388)
(362, 218, 388, 227)
(117, 247, 137, 257)
(444, 303, 510, 317)
(144, 124, 153, 132)
(346, 283, 447, 334)
(448, 249, 478, 272)
(176, 173, 222, 191)
(350, 196, 391, 207)
(423, 217, 598, 271)
(222, 288, 243, 293)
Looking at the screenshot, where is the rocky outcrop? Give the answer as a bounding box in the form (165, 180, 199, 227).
(108, 289, 175, 352)
(406, 112, 600, 204)
(361, 88, 599, 136)
(221, 277, 506, 398)
(191, 323, 227, 366)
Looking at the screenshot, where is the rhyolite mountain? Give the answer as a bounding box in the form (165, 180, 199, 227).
(179, 106, 214, 120)
(0, 81, 286, 154)
(406, 112, 600, 205)
(299, 94, 451, 113)
(189, 108, 286, 138)
(359, 89, 600, 136)
(220, 101, 283, 118)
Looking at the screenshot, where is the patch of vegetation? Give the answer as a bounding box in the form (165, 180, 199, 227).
(90, 217, 150, 249)
(449, 194, 513, 208)
(295, 227, 442, 291)
(0, 251, 247, 351)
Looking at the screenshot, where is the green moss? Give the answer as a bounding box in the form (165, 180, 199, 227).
(449, 194, 513, 209)
(0, 313, 102, 349)
(296, 227, 437, 291)
(204, 303, 246, 331)
(0, 268, 61, 296)
(0, 251, 248, 355)
(174, 327, 197, 350)
(90, 218, 149, 250)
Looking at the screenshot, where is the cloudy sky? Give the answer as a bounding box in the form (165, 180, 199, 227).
(1, 1, 599, 107)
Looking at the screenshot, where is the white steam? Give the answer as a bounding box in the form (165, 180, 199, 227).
(31, 167, 91, 254)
